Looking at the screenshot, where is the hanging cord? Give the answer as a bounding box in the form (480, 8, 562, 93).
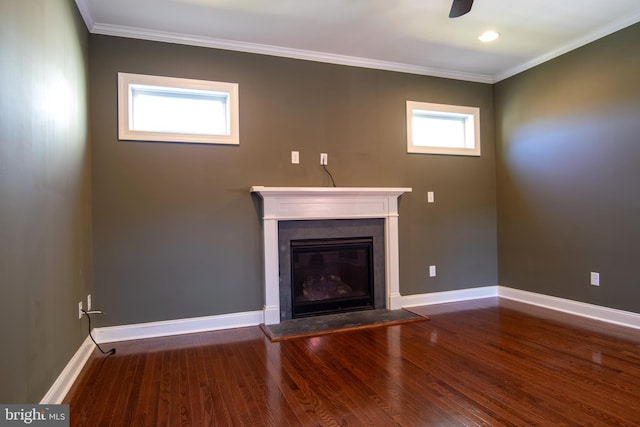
(322, 164, 337, 187)
(82, 309, 116, 356)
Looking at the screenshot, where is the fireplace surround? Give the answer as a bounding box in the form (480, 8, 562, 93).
(279, 219, 385, 320)
(251, 186, 412, 325)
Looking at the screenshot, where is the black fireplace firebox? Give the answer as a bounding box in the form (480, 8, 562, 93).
(278, 218, 386, 321)
(290, 237, 374, 318)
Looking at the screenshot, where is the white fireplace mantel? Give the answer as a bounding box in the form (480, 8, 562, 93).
(251, 186, 412, 324)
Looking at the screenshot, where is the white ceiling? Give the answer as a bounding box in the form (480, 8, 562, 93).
(75, 0, 640, 83)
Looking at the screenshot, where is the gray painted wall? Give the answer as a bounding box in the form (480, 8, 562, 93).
(3, 0, 638, 406)
(89, 35, 498, 327)
(0, 0, 92, 403)
(495, 23, 640, 313)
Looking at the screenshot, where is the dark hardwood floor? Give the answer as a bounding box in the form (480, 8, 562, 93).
(64, 298, 640, 426)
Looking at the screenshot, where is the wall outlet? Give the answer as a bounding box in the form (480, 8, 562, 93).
(320, 153, 328, 165)
(427, 191, 435, 203)
(590, 272, 600, 286)
(429, 265, 437, 277)
(291, 151, 299, 164)
(78, 301, 83, 320)
(87, 294, 92, 311)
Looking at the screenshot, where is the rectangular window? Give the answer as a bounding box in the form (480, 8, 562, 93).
(406, 101, 480, 156)
(118, 73, 239, 145)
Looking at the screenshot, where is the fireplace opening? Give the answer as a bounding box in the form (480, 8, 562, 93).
(291, 237, 374, 318)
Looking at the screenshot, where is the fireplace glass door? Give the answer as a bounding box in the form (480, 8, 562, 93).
(290, 237, 374, 318)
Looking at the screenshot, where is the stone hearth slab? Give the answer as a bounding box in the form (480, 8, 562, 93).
(260, 309, 428, 342)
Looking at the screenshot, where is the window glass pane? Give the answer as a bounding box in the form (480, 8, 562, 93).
(118, 73, 239, 145)
(131, 86, 229, 135)
(412, 113, 468, 148)
(406, 100, 480, 156)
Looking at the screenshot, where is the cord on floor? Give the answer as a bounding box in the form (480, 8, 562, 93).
(82, 309, 116, 356)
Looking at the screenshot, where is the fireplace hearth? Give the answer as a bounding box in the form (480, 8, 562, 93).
(291, 237, 374, 318)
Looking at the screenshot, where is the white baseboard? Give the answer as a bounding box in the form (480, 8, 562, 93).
(401, 285, 640, 329)
(263, 305, 280, 326)
(44, 287, 640, 403)
(401, 286, 498, 308)
(40, 335, 94, 404)
(498, 286, 640, 330)
(93, 310, 264, 344)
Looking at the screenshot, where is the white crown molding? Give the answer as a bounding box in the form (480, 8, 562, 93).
(495, 10, 640, 82)
(40, 335, 94, 404)
(93, 310, 264, 343)
(76, 2, 640, 85)
(89, 23, 494, 84)
(73, 0, 94, 31)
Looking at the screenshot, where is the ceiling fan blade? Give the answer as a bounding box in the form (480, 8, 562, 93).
(449, 0, 474, 18)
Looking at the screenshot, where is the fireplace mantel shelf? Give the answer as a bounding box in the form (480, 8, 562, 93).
(251, 186, 412, 195)
(251, 186, 412, 324)
(251, 186, 412, 221)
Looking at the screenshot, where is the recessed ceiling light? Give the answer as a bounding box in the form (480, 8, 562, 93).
(479, 31, 500, 42)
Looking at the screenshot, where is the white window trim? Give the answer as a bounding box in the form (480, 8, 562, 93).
(117, 72, 239, 145)
(406, 100, 480, 156)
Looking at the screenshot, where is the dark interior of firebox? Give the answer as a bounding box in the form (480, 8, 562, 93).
(290, 237, 374, 318)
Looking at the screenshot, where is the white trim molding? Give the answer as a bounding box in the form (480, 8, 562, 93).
(88, 23, 493, 84)
(406, 101, 481, 157)
(401, 286, 499, 307)
(73, 0, 95, 30)
(41, 335, 94, 404)
(93, 310, 264, 344)
(88, 288, 640, 343)
(73, 1, 640, 85)
(251, 186, 412, 324)
(42, 310, 264, 401)
(117, 72, 240, 146)
(498, 287, 640, 330)
(44, 285, 640, 401)
(401, 286, 640, 330)
(495, 10, 640, 82)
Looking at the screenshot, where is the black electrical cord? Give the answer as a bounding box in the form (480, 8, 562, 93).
(322, 164, 337, 187)
(82, 309, 116, 356)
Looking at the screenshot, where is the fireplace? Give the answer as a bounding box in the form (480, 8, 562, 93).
(251, 186, 412, 325)
(279, 218, 386, 320)
(291, 237, 374, 317)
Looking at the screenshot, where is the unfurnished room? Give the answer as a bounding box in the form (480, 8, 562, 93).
(1, 0, 640, 425)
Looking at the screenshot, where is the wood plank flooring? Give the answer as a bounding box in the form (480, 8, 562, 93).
(64, 298, 640, 426)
